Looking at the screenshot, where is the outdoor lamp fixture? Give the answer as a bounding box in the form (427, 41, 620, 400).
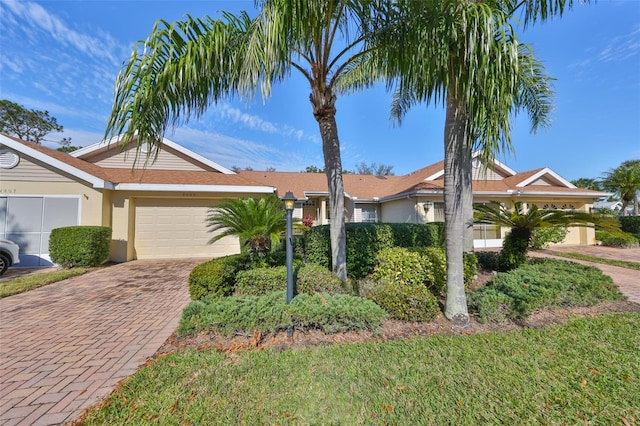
(423, 201, 434, 213)
(282, 191, 297, 337)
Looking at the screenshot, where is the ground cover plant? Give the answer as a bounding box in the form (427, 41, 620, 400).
(0, 268, 88, 298)
(179, 290, 387, 337)
(468, 258, 625, 323)
(79, 313, 640, 425)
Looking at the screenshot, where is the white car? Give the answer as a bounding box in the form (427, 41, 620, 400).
(0, 239, 20, 275)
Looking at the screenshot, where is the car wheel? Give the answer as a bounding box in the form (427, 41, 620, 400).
(0, 253, 9, 275)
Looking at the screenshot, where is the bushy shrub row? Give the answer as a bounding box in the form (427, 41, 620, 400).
(188, 254, 251, 300)
(49, 226, 112, 268)
(475, 251, 500, 271)
(235, 263, 350, 296)
(595, 230, 639, 248)
(467, 259, 625, 323)
(305, 222, 444, 279)
(620, 216, 640, 239)
(178, 291, 388, 336)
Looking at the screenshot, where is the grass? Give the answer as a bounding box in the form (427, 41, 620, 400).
(81, 313, 640, 425)
(547, 251, 640, 270)
(0, 268, 88, 298)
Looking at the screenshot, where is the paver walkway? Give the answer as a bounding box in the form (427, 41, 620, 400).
(0, 259, 199, 426)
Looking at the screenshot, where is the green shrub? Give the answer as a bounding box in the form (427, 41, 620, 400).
(409, 247, 447, 295)
(529, 226, 569, 249)
(371, 247, 435, 290)
(188, 254, 251, 300)
(475, 251, 500, 271)
(235, 263, 350, 297)
(345, 223, 394, 278)
(304, 226, 331, 269)
(464, 252, 478, 286)
(406, 248, 477, 294)
(359, 278, 440, 322)
(178, 291, 387, 336)
(595, 230, 639, 248)
(620, 216, 640, 239)
(468, 258, 625, 323)
(49, 226, 112, 268)
(304, 223, 444, 279)
(388, 223, 444, 248)
(235, 266, 287, 296)
(296, 263, 350, 295)
(497, 230, 529, 271)
(288, 293, 388, 333)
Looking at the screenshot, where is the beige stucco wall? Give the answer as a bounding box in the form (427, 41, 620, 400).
(380, 198, 420, 223)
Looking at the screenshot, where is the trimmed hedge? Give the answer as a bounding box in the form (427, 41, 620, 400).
(305, 222, 444, 279)
(595, 230, 639, 248)
(178, 290, 388, 336)
(620, 216, 640, 239)
(188, 254, 251, 300)
(49, 226, 112, 268)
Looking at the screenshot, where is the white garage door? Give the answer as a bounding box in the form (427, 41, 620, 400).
(0, 196, 80, 266)
(134, 198, 240, 260)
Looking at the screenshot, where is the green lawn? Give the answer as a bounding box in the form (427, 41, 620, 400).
(82, 313, 640, 425)
(0, 268, 88, 298)
(546, 251, 640, 270)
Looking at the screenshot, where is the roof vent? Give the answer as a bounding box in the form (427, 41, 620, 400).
(0, 149, 20, 169)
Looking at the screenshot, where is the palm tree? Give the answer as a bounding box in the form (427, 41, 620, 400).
(474, 201, 619, 270)
(206, 195, 286, 259)
(104, 1, 387, 280)
(601, 160, 640, 216)
(381, 0, 556, 323)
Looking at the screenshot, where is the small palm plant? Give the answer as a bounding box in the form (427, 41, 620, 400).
(474, 201, 619, 271)
(206, 194, 286, 259)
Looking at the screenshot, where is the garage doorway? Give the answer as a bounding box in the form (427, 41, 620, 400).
(0, 196, 80, 266)
(134, 198, 240, 260)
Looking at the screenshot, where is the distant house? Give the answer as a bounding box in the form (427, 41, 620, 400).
(240, 153, 608, 249)
(592, 200, 623, 213)
(0, 134, 607, 267)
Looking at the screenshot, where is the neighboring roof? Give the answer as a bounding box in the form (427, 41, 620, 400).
(71, 135, 235, 174)
(0, 134, 274, 194)
(241, 158, 609, 202)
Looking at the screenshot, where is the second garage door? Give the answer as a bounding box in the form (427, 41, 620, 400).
(134, 198, 240, 260)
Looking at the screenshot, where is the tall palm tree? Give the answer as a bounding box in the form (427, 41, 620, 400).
(104, 0, 386, 280)
(474, 201, 619, 270)
(381, 0, 555, 323)
(602, 160, 640, 216)
(206, 195, 286, 258)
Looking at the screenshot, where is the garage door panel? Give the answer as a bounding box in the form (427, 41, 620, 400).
(135, 199, 239, 260)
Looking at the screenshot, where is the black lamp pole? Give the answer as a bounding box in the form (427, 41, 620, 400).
(282, 191, 296, 337)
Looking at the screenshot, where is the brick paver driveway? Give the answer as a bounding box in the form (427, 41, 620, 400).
(0, 259, 200, 426)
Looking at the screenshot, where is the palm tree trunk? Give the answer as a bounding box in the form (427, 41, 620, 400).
(443, 93, 470, 324)
(313, 99, 347, 280)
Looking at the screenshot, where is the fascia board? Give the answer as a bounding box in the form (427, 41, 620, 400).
(113, 183, 276, 193)
(516, 167, 576, 188)
(1, 135, 113, 189)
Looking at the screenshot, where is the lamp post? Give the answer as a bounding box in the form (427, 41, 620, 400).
(282, 191, 296, 337)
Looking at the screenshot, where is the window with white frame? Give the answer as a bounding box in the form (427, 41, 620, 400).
(361, 206, 377, 223)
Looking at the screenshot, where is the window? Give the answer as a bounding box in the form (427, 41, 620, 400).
(361, 206, 377, 223)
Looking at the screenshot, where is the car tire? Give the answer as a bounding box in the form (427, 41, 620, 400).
(0, 253, 9, 275)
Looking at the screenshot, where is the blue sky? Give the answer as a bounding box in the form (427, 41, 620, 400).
(1, 0, 639, 181)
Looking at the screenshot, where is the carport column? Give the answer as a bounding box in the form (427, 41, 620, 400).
(320, 199, 328, 225)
